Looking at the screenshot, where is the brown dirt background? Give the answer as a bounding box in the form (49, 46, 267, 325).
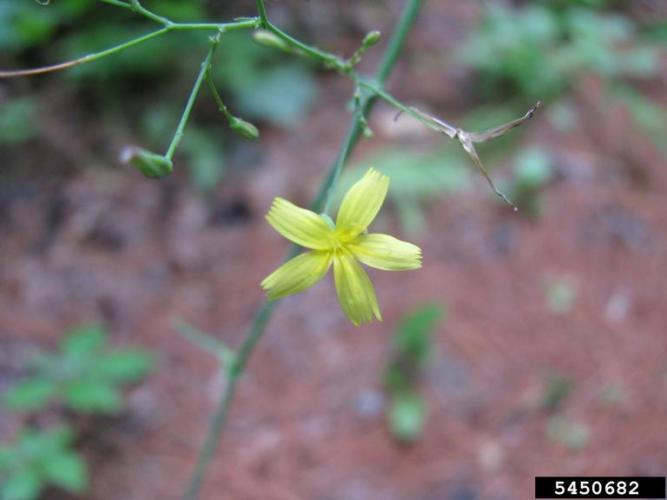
(1, 1, 667, 499)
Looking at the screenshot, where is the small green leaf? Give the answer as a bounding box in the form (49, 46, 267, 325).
(63, 380, 123, 413)
(395, 304, 443, 368)
(388, 392, 426, 443)
(95, 350, 153, 382)
(43, 452, 87, 494)
(23, 426, 72, 457)
(3, 379, 57, 412)
(541, 374, 574, 412)
(60, 325, 107, 359)
(1, 469, 42, 500)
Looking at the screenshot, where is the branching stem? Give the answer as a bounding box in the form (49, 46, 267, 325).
(181, 1, 424, 498)
(165, 32, 223, 160)
(5, 3, 541, 494)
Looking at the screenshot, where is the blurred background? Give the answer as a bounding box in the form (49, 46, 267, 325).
(1, 0, 667, 499)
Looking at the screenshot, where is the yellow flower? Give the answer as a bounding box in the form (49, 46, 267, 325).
(261, 168, 422, 326)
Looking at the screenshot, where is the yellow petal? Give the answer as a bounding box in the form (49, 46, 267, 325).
(349, 233, 422, 271)
(266, 197, 333, 250)
(336, 168, 389, 237)
(261, 251, 332, 300)
(333, 250, 382, 326)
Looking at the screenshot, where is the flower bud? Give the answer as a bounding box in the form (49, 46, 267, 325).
(229, 117, 260, 140)
(253, 30, 291, 52)
(121, 146, 173, 178)
(362, 30, 381, 48)
(362, 125, 374, 139)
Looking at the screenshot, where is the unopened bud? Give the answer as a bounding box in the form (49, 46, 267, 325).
(362, 30, 381, 48)
(230, 117, 260, 140)
(253, 30, 291, 52)
(121, 146, 173, 178)
(362, 125, 374, 139)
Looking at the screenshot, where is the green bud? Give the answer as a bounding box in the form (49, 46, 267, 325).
(230, 117, 260, 140)
(122, 146, 173, 178)
(362, 30, 381, 48)
(362, 126, 374, 139)
(253, 30, 291, 52)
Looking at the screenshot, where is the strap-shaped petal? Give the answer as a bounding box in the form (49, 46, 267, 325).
(266, 197, 333, 250)
(349, 233, 422, 271)
(336, 168, 389, 237)
(333, 250, 381, 326)
(261, 251, 332, 300)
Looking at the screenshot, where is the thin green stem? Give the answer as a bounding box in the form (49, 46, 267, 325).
(130, 0, 171, 26)
(356, 78, 441, 131)
(181, 1, 423, 498)
(256, 0, 269, 28)
(266, 22, 346, 70)
(0, 19, 258, 79)
(181, 302, 276, 500)
(375, 1, 422, 83)
(318, 105, 368, 214)
(165, 33, 222, 160)
(100, 0, 132, 9)
(0, 27, 169, 78)
(170, 19, 259, 32)
(206, 70, 235, 123)
(320, 0, 423, 213)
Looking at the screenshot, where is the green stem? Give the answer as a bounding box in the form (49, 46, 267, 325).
(0, 19, 258, 79)
(319, 0, 423, 213)
(356, 78, 441, 131)
(165, 33, 222, 160)
(181, 1, 423, 498)
(130, 0, 171, 26)
(100, 0, 132, 9)
(0, 27, 169, 78)
(256, 0, 269, 28)
(181, 302, 276, 500)
(266, 22, 345, 70)
(171, 20, 259, 32)
(206, 70, 235, 123)
(255, 0, 345, 70)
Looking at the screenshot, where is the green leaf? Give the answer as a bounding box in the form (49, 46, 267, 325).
(1, 469, 42, 500)
(395, 304, 443, 368)
(541, 374, 574, 412)
(95, 350, 153, 382)
(63, 380, 123, 413)
(43, 452, 87, 494)
(21, 426, 72, 457)
(60, 325, 107, 360)
(3, 379, 57, 412)
(388, 392, 426, 443)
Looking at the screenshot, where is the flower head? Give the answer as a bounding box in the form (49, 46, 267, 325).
(261, 168, 422, 326)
